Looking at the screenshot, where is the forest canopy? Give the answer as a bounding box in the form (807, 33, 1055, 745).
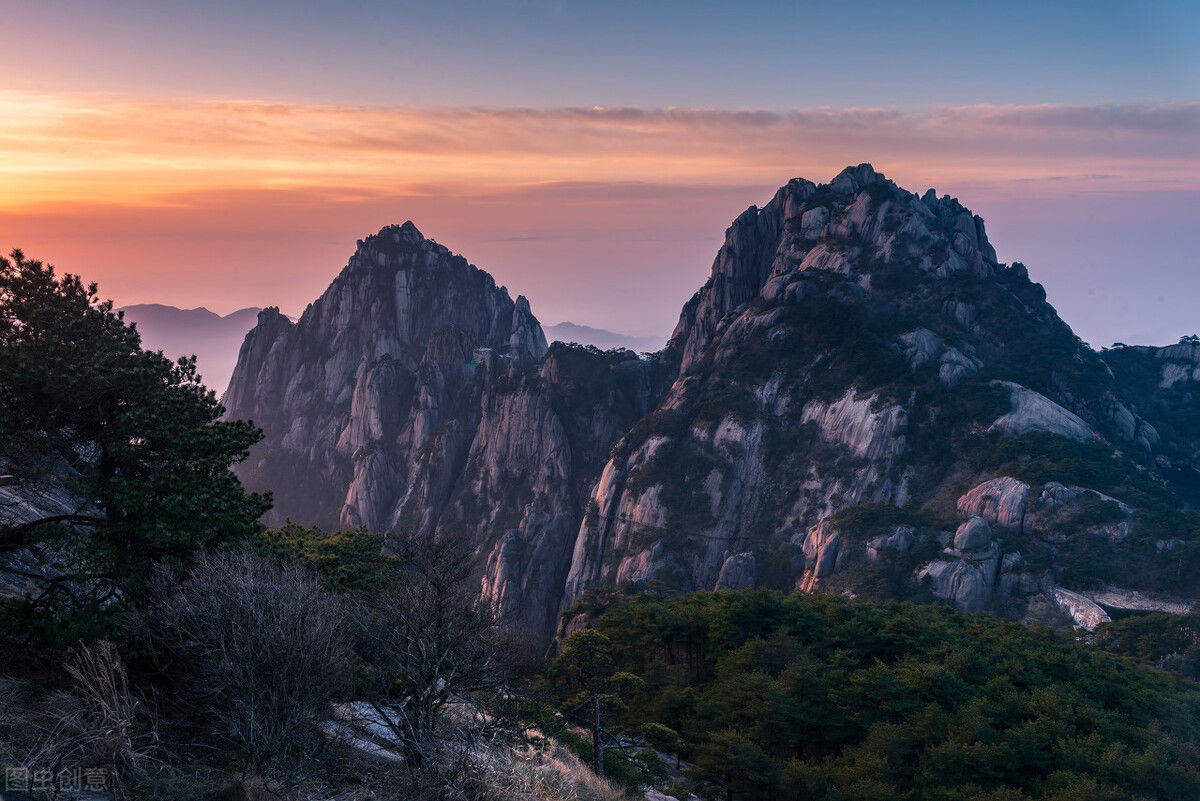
(549, 589, 1200, 801)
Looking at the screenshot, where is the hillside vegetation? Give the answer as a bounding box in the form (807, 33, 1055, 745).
(549, 589, 1200, 801)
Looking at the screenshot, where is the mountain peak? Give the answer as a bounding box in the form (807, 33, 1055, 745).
(255, 305, 292, 326)
(827, 162, 886, 195)
(670, 167, 1002, 371)
(354, 221, 436, 260)
(386, 220, 425, 243)
(223, 223, 551, 526)
(213, 172, 1200, 646)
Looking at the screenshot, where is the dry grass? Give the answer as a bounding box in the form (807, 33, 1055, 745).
(483, 740, 630, 801)
(290, 735, 629, 801)
(0, 640, 161, 800)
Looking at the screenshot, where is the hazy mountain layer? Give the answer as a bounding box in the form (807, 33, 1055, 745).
(123, 304, 660, 398)
(543, 322, 665, 353)
(119, 304, 263, 395)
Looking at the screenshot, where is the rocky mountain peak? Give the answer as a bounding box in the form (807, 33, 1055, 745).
(827, 162, 886, 195)
(222, 224, 550, 527)
(386, 219, 426, 244)
(670, 164, 1000, 372)
(350, 221, 450, 268)
(561, 167, 1197, 627)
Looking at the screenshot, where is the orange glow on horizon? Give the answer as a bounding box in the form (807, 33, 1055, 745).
(1, 90, 1197, 345)
(3, 91, 1198, 213)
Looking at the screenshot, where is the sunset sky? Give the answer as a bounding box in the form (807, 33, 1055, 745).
(1, 0, 1198, 345)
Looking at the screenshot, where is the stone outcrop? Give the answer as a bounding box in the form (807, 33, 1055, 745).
(1102, 340, 1200, 472)
(989, 383, 1093, 441)
(866, 526, 914, 560)
(1051, 587, 1111, 631)
(957, 477, 1030, 531)
(1081, 587, 1193, 615)
(0, 465, 80, 600)
(897, 328, 980, 388)
(715, 552, 757, 590)
(954, 516, 993, 551)
(917, 548, 1001, 612)
(797, 518, 842, 593)
(800, 390, 907, 461)
(1025, 483, 1132, 542)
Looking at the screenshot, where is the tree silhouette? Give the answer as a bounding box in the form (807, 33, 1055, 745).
(0, 250, 269, 639)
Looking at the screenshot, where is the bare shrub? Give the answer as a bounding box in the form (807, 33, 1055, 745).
(134, 550, 353, 790)
(353, 531, 513, 788)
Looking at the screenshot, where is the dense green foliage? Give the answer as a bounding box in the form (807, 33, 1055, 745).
(0, 250, 269, 642)
(1095, 611, 1200, 680)
(553, 590, 1200, 800)
(252, 521, 396, 595)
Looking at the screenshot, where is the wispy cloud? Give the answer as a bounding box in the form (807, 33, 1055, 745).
(1, 92, 1197, 209)
(2, 92, 1198, 345)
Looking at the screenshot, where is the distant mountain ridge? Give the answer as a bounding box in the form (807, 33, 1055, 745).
(121, 303, 660, 396)
(543, 322, 664, 353)
(119, 304, 263, 395)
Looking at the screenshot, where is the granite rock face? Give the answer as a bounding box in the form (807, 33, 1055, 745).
(0, 463, 80, 600)
(715, 552, 758, 590)
(954, 516, 993, 551)
(224, 223, 665, 639)
(225, 222, 548, 529)
(1102, 340, 1200, 471)
(1051, 587, 1111, 631)
(957, 477, 1031, 531)
(917, 554, 1000, 613)
(223, 168, 1200, 641)
(989, 382, 1094, 441)
(554, 164, 1173, 619)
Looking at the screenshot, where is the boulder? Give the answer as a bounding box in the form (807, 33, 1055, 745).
(954, 516, 993, 551)
(989, 382, 1093, 441)
(916, 555, 998, 612)
(897, 330, 980, 387)
(1050, 587, 1111, 631)
(957, 477, 1030, 530)
(715, 552, 757, 590)
(898, 328, 943, 369)
(937, 347, 981, 387)
(1037, 481, 1079, 511)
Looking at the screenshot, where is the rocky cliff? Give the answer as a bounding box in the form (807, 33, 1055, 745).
(226, 169, 1200, 640)
(559, 164, 1199, 624)
(224, 222, 666, 637)
(1102, 339, 1200, 488)
(224, 222, 547, 527)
